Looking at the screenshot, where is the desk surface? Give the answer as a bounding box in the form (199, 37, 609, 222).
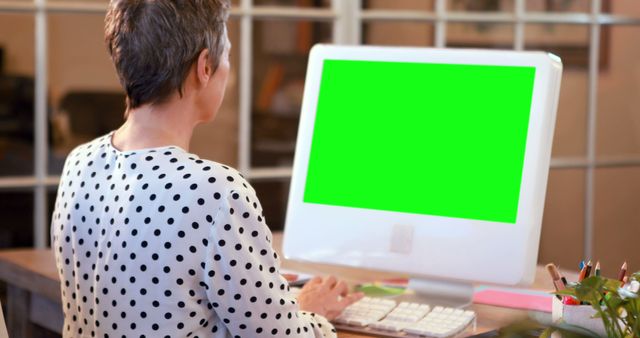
(0, 233, 558, 337)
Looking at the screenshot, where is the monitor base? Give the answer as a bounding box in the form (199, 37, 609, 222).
(400, 277, 474, 308)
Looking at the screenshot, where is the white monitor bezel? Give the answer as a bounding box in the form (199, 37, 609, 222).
(283, 45, 562, 286)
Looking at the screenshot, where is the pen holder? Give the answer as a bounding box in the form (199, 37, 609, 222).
(552, 297, 607, 337)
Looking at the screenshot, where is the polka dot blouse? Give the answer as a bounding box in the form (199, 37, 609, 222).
(51, 133, 336, 338)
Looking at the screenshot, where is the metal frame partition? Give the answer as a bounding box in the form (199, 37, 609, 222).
(0, 0, 639, 261)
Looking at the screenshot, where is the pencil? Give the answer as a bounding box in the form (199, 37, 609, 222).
(618, 262, 628, 282)
(584, 260, 592, 278)
(595, 261, 601, 277)
(578, 264, 588, 281)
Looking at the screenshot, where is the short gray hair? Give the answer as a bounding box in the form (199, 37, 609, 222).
(105, 0, 230, 111)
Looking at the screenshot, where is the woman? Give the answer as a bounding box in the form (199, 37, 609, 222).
(50, 0, 362, 337)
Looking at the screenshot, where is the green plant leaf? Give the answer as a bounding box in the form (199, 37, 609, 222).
(575, 278, 604, 305)
(605, 279, 624, 292)
(628, 298, 640, 311)
(539, 327, 554, 338)
(556, 289, 577, 297)
(608, 296, 624, 310)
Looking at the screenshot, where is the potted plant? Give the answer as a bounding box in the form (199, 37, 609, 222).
(497, 271, 639, 338)
(549, 271, 640, 337)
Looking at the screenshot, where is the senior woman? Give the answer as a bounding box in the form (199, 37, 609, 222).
(50, 0, 362, 337)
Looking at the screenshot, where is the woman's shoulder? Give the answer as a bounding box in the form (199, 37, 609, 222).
(68, 133, 112, 156)
(177, 155, 256, 199)
(154, 147, 255, 201)
(62, 134, 112, 169)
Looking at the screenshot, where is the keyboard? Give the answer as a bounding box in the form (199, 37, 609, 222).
(334, 297, 476, 337)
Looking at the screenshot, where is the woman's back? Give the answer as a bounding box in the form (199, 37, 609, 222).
(52, 133, 333, 338)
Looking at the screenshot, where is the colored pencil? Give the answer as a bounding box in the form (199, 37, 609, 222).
(584, 260, 592, 278)
(618, 262, 628, 282)
(578, 264, 588, 281)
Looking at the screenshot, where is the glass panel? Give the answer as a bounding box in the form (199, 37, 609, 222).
(597, 26, 640, 158)
(0, 13, 35, 176)
(254, 0, 330, 8)
(191, 19, 241, 167)
(251, 20, 332, 168)
(0, 190, 34, 248)
(363, 0, 434, 11)
(526, 0, 591, 13)
(251, 179, 290, 232)
(608, 0, 640, 18)
(447, 0, 514, 12)
(593, 167, 640, 277)
(525, 24, 590, 157)
(48, 13, 124, 175)
(446, 23, 513, 49)
(363, 22, 435, 47)
(539, 169, 585, 269)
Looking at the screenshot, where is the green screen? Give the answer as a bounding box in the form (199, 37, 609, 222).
(303, 59, 536, 224)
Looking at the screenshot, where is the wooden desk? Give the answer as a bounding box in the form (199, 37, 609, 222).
(0, 233, 556, 337)
(0, 249, 61, 338)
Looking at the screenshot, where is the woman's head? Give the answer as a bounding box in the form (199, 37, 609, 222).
(105, 0, 230, 115)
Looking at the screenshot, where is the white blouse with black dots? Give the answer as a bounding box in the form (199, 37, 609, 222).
(51, 133, 336, 338)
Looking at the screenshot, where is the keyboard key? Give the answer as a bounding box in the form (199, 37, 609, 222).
(335, 297, 396, 327)
(369, 321, 404, 332)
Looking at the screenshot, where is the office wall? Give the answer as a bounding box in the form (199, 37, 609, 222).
(598, 25, 640, 157)
(48, 14, 121, 107)
(0, 14, 34, 76)
(591, 4, 640, 277)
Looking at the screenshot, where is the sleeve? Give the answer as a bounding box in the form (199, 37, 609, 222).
(203, 183, 337, 338)
(51, 147, 78, 254)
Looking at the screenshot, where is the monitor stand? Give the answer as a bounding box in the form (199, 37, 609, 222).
(399, 277, 474, 308)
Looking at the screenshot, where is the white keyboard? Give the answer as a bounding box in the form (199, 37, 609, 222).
(335, 297, 476, 337)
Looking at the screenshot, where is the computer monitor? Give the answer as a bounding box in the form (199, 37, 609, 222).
(283, 45, 562, 304)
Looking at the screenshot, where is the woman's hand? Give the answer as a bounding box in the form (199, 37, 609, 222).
(296, 275, 364, 320)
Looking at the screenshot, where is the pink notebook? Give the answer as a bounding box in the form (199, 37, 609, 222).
(472, 286, 554, 313)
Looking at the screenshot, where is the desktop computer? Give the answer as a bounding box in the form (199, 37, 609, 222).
(283, 45, 562, 336)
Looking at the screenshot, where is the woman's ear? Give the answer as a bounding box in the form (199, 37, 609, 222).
(196, 49, 211, 86)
